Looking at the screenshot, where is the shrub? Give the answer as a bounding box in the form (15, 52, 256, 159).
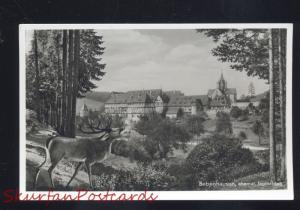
(135, 115, 191, 159)
(177, 108, 184, 119)
(215, 112, 232, 134)
(230, 106, 242, 118)
(166, 163, 194, 190)
(238, 114, 249, 121)
(252, 120, 264, 145)
(94, 163, 176, 191)
(112, 138, 152, 163)
(184, 115, 205, 137)
(239, 131, 247, 140)
(261, 110, 269, 124)
(185, 134, 261, 187)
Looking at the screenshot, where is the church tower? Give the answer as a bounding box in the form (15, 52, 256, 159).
(80, 103, 89, 117)
(217, 72, 227, 92)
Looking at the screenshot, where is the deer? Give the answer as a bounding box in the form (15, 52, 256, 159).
(34, 115, 124, 189)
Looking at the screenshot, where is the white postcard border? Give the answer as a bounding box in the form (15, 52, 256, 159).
(19, 23, 294, 200)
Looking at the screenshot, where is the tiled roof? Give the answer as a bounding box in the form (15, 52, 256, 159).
(127, 93, 152, 103)
(127, 89, 162, 99)
(106, 90, 161, 104)
(164, 90, 184, 97)
(210, 100, 227, 107)
(166, 107, 180, 115)
(189, 95, 210, 106)
(168, 95, 209, 107)
(208, 88, 236, 97)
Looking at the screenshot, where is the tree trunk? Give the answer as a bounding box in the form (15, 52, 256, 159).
(33, 31, 40, 121)
(56, 32, 61, 131)
(61, 30, 68, 135)
(268, 29, 277, 182)
(66, 30, 74, 137)
(70, 30, 80, 138)
(279, 29, 286, 181)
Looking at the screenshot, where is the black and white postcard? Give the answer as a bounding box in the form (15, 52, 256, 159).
(19, 24, 293, 200)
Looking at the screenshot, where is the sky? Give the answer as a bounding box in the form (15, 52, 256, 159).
(25, 29, 269, 97)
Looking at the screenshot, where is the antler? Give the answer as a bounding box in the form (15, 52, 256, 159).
(78, 114, 113, 134)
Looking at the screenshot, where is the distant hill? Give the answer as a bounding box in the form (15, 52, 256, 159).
(76, 91, 112, 114)
(84, 91, 112, 102)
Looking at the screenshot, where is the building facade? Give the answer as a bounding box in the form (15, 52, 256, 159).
(105, 89, 167, 121)
(207, 73, 237, 109)
(103, 73, 240, 120)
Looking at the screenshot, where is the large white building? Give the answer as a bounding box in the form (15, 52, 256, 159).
(105, 89, 166, 121)
(104, 89, 209, 121)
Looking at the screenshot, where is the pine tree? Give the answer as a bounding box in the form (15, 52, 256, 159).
(26, 29, 106, 138)
(33, 31, 40, 121)
(248, 82, 255, 97)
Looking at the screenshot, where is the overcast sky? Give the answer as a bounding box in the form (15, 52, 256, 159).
(26, 29, 269, 97)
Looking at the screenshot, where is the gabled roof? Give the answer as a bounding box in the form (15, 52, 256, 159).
(127, 89, 162, 99)
(168, 95, 209, 107)
(208, 88, 236, 97)
(210, 100, 227, 107)
(168, 96, 193, 106)
(106, 90, 157, 104)
(127, 92, 152, 103)
(166, 107, 180, 115)
(164, 90, 184, 97)
(189, 95, 210, 106)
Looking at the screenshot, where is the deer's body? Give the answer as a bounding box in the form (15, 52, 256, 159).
(48, 135, 112, 163)
(35, 126, 123, 189)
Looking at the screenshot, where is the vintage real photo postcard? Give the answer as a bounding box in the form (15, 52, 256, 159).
(19, 24, 293, 200)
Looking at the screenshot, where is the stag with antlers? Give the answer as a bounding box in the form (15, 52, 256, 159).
(35, 114, 124, 189)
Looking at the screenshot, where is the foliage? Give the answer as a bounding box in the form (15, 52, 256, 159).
(185, 134, 261, 185)
(230, 106, 242, 118)
(198, 29, 269, 80)
(184, 115, 205, 137)
(94, 163, 176, 191)
(26, 30, 105, 136)
(238, 109, 249, 121)
(261, 110, 269, 124)
(112, 138, 152, 163)
(111, 114, 125, 128)
(176, 108, 184, 119)
(258, 92, 269, 110)
(135, 113, 163, 136)
(135, 113, 191, 159)
(252, 120, 264, 144)
(145, 120, 191, 158)
(238, 131, 247, 140)
(215, 111, 232, 134)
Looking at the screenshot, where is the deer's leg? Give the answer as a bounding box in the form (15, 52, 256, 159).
(66, 162, 82, 188)
(85, 161, 93, 190)
(48, 156, 64, 188)
(48, 164, 56, 188)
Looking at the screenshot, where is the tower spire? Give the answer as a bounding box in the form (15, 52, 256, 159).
(217, 70, 227, 91)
